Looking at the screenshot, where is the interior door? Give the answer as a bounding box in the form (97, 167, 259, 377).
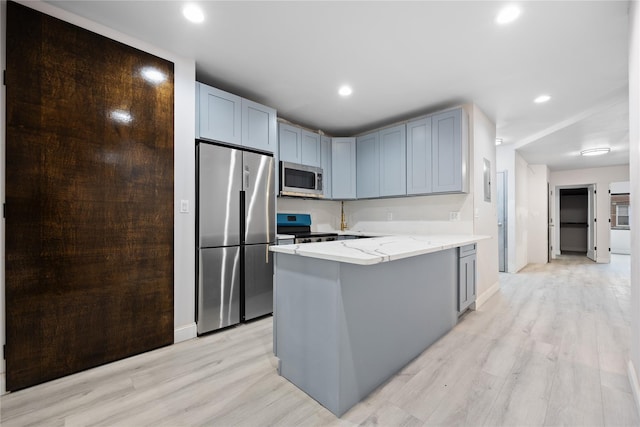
(587, 184, 597, 261)
(497, 171, 507, 272)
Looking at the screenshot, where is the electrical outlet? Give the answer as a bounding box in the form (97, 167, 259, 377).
(387, 212, 393, 221)
(449, 211, 460, 221)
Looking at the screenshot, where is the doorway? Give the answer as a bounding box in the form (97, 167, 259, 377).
(497, 171, 507, 272)
(556, 185, 597, 261)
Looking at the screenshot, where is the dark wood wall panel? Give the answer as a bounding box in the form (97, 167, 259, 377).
(5, 1, 174, 391)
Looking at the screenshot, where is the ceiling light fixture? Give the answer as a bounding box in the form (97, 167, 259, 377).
(496, 5, 521, 25)
(338, 85, 353, 97)
(183, 4, 205, 23)
(580, 148, 610, 156)
(534, 94, 551, 103)
(495, 138, 503, 146)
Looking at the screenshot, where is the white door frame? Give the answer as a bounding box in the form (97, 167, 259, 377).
(553, 183, 597, 260)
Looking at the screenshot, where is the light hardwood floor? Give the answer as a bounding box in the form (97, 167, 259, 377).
(1, 255, 638, 426)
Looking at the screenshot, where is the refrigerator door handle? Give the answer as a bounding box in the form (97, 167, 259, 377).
(244, 165, 250, 190)
(266, 244, 270, 263)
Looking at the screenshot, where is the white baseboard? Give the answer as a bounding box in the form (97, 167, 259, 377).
(174, 322, 197, 343)
(475, 281, 500, 309)
(628, 361, 640, 418)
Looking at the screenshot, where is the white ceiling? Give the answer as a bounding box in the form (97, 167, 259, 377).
(46, 0, 630, 171)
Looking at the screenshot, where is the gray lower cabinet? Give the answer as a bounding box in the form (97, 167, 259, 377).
(321, 136, 332, 199)
(331, 137, 357, 199)
(458, 244, 477, 313)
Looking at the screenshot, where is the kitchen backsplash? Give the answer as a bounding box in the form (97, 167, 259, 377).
(278, 192, 473, 235)
(277, 198, 342, 231)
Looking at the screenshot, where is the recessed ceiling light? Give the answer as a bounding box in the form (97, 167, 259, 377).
(496, 5, 521, 25)
(141, 67, 166, 84)
(495, 138, 503, 146)
(534, 94, 551, 104)
(338, 85, 353, 97)
(580, 148, 610, 156)
(183, 4, 204, 23)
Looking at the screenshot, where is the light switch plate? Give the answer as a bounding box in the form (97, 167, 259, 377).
(180, 199, 189, 213)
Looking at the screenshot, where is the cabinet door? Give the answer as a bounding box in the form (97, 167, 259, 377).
(331, 138, 356, 199)
(301, 130, 321, 167)
(242, 98, 277, 153)
(198, 83, 242, 145)
(356, 131, 380, 198)
(432, 108, 463, 193)
(406, 117, 433, 195)
(379, 124, 406, 197)
(458, 254, 476, 312)
(321, 136, 332, 199)
(278, 123, 301, 163)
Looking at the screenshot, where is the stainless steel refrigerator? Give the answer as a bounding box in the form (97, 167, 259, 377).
(197, 142, 275, 335)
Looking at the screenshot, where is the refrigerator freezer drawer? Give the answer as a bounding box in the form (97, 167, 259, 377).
(198, 247, 241, 334)
(244, 243, 274, 321)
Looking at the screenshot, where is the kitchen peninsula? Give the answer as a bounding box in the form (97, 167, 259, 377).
(270, 234, 489, 416)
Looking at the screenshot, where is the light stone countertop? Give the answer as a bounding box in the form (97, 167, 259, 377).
(270, 234, 490, 265)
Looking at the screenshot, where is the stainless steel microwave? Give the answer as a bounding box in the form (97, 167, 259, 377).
(279, 161, 324, 198)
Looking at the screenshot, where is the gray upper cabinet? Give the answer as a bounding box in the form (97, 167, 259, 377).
(278, 123, 301, 163)
(321, 136, 332, 199)
(406, 117, 433, 195)
(331, 138, 357, 199)
(197, 82, 277, 153)
(379, 124, 407, 197)
(301, 130, 321, 167)
(197, 83, 242, 145)
(242, 98, 277, 153)
(356, 131, 380, 199)
(432, 108, 467, 193)
(278, 124, 322, 167)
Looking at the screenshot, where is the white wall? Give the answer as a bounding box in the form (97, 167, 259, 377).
(610, 181, 631, 255)
(549, 165, 629, 263)
(527, 164, 550, 264)
(470, 105, 500, 306)
(0, 1, 198, 395)
(628, 0, 640, 412)
(515, 152, 529, 271)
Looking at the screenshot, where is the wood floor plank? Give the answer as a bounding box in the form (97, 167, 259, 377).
(1, 255, 637, 427)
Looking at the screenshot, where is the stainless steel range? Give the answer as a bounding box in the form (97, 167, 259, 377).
(277, 213, 338, 244)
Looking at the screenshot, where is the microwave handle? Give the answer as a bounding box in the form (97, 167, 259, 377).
(317, 172, 323, 191)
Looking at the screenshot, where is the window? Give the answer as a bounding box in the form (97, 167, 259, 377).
(616, 205, 630, 227)
(611, 193, 631, 229)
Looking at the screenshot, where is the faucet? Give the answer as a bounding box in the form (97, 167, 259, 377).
(340, 201, 348, 231)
